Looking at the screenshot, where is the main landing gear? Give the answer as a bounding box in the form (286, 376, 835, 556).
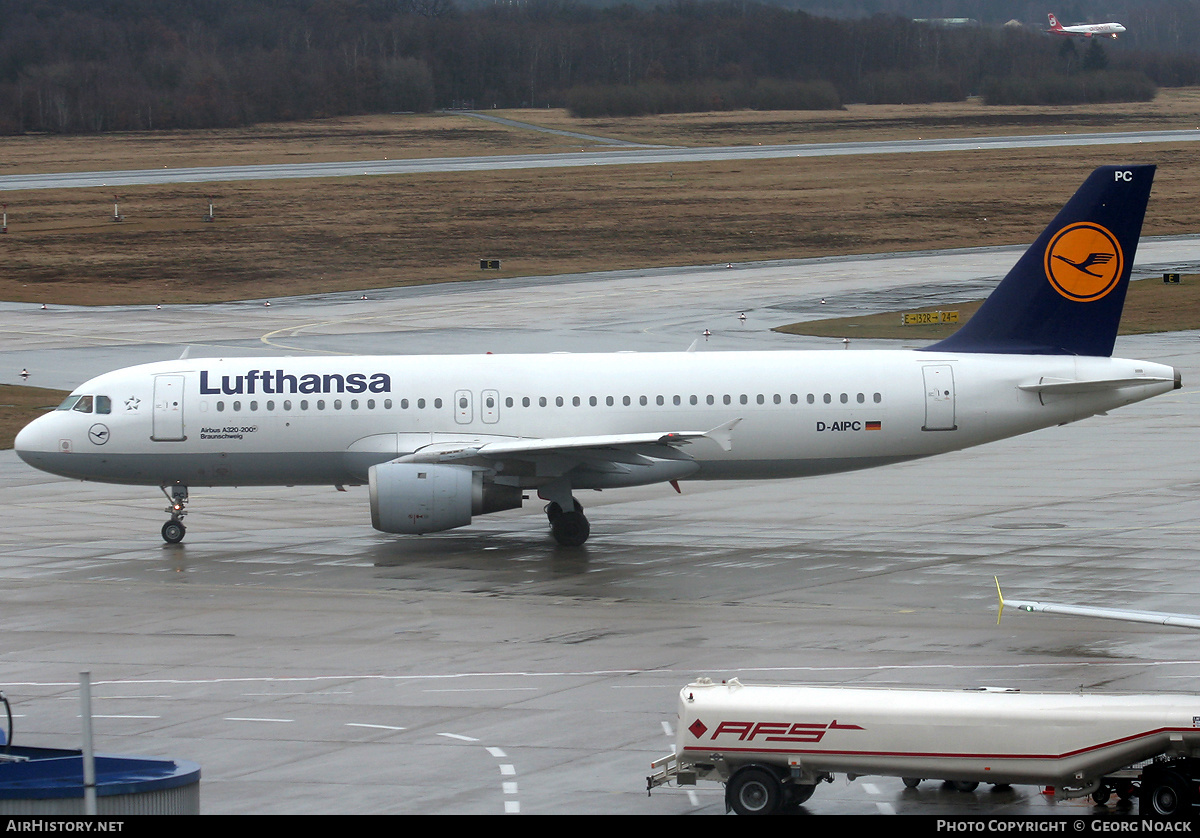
(545, 498, 590, 547)
(160, 484, 188, 544)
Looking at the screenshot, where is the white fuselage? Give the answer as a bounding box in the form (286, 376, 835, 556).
(14, 348, 1178, 491)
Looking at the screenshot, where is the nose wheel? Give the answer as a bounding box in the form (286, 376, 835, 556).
(160, 484, 189, 544)
(161, 519, 186, 544)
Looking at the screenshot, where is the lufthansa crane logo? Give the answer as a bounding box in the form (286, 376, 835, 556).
(1044, 222, 1123, 302)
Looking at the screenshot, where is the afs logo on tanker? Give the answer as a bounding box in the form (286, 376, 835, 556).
(688, 717, 864, 745)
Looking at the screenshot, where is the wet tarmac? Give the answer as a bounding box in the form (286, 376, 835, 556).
(1, 244, 1198, 815)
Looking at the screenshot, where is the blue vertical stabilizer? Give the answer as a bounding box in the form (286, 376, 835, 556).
(925, 165, 1155, 357)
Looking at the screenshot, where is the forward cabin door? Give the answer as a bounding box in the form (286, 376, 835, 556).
(152, 374, 187, 441)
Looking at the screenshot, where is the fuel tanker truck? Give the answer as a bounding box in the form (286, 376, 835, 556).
(647, 678, 1200, 816)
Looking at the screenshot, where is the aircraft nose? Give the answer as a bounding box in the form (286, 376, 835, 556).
(14, 413, 56, 467)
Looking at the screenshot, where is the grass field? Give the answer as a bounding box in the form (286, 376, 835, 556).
(3, 91, 1200, 307)
(774, 275, 1200, 340)
(0, 384, 65, 449)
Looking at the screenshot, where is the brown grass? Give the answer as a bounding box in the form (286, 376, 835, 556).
(0, 384, 67, 449)
(0, 112, 587, 175)
(506, 87, 1200, 145)
(774, 276, 1200, 340)
(4, 142, 1200, 307)
(4, 91, 1200, 307)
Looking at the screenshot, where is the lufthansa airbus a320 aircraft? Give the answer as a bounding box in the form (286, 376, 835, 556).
(15, 166, 1179, 547)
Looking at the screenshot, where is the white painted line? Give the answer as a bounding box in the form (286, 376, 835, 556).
(225, 716, 293, 723)
(487, 747, 507, 757)
(423, 687, 540, 693)
(500, 764, 515, 775)
(91, 714, 161, 719)
(504, 801, 520, 814)
(346, 723, 406, 731)
(437, 732, 478, 741)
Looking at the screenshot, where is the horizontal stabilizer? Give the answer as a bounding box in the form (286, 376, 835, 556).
(1018, 375, 1176, 395)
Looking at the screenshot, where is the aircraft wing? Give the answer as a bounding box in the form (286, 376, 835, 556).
(394, 419, 741, 483)
(995, 578, 1200, 630)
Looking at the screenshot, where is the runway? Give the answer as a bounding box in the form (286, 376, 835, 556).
(1, 243, 1198, 815)
(2, 127, 1198, 190)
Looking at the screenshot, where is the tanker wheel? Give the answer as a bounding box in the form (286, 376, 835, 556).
(727, 767, 783, 816)
(1092, 785, 1112, 806)
(1142, 770, 1190, 818)
(902, 777, 922, 789)
(782, 782, 816, 808)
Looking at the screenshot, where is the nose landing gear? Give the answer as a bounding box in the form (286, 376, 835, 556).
(160, 484, 188, 544)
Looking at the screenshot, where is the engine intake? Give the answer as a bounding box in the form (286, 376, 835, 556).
(368, 462, 522, 534)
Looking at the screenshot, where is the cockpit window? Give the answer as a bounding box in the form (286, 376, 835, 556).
(55, 394, 110, 414)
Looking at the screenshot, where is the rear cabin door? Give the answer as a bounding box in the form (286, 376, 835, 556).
(922, 365, 957, 432)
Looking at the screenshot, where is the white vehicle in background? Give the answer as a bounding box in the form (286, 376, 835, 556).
(648, 678, 1200, 816)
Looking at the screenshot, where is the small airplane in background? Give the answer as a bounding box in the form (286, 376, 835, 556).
(1047, 12, 1126, 39)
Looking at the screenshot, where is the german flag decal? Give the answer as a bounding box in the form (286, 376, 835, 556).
(865, 421, 882, 431)
(1044, 222, 1124, 303)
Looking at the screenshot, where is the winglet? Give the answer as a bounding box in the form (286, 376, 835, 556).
(995, 576, 1005, 626)
(705, 418, 742, 452)
(926, 166, 1155, 357)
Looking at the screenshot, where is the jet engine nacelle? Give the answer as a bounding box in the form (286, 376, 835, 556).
(368, 462, 523, 534)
